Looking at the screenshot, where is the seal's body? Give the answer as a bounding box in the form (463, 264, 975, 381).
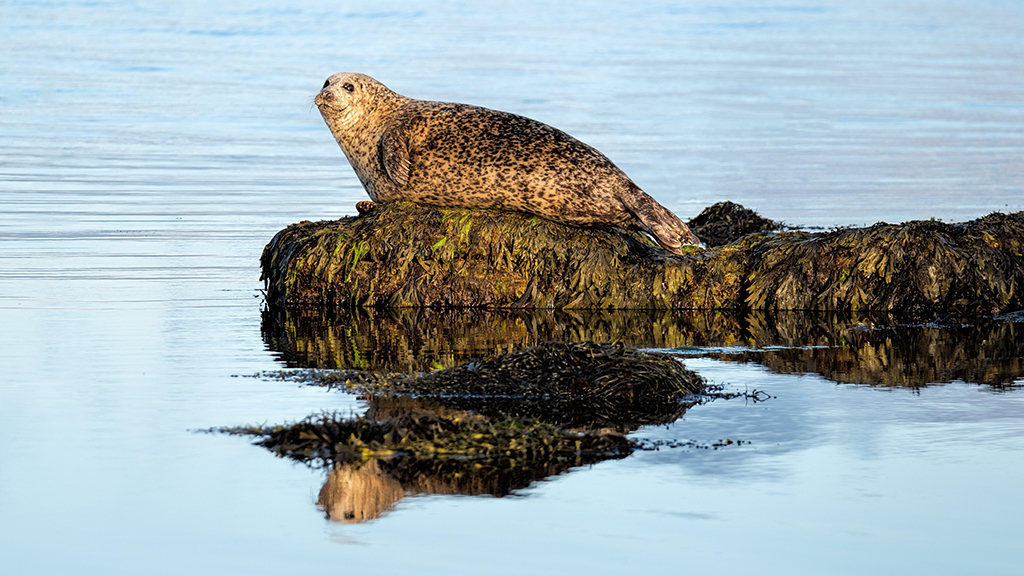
(315, 72, 700, 253)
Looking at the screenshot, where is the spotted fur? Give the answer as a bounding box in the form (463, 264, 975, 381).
(315, 72, 701, 253)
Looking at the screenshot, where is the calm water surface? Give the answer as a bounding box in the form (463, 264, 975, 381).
(2, 1, 1023, 574)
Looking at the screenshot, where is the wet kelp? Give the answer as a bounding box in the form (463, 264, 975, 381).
(261, 202, 1024, 314)
(745, 212, 1024, 314)
(261, 201, 731, 309)
(262, 306, 1024, 388)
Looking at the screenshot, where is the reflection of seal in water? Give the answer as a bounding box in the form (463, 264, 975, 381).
(314, 72, 701, 254)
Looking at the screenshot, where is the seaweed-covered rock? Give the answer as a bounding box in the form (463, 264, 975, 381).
(746, 213, 1024, 314)
(389, 340, 702, 428)
(385, 340, 703, 398)
(261, 202, 1024, 315)
(260, 202, 744, 309)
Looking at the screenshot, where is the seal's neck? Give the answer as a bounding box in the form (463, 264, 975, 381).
(328, 91, 406, 140)
(320, 89, 410, 200)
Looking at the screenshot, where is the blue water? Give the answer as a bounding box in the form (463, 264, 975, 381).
(2, 1, 1023, 574)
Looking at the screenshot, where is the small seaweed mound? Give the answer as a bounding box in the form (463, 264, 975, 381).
(222, 408, 633, 467)
(392, 341, 703, 428)
(282, 341, 704, 428)
(687, 201, 782, 247)
(261, 202, 1024, 315)
(390, 341, 702, 398)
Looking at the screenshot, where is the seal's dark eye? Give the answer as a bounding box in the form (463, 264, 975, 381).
(342, 83, 355, 93)
(322, 79, 330, 89)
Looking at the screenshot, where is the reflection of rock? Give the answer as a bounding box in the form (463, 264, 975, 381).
(717, 318, 1024, 388)
(315, 424, 628, 524)
(318, 460, 404, 523)
(263, 307, 1024, 388)
(261, 202, 1024, 314)
(262, 306, 745, 371)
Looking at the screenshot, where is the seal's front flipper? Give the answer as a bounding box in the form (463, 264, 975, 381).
(621, 187, 702, 254)
(378, 127, 411, 186)
(355, 200, 377, 215)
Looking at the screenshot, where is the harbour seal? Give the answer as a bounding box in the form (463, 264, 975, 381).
(314, 72, 701, 253)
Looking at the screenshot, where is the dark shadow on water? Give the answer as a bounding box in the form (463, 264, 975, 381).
(262, 306, 1024, 388)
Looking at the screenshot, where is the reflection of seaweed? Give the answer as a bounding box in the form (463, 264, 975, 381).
(223, 398, 635, 523)
(224, 407, 633, 467)
(313, 421, 629, 523)
(263, 307, 1024, 388)
(713, 318, 1024, 389)
(261, 305, 747, 371)
(261, 202, 1024, 314)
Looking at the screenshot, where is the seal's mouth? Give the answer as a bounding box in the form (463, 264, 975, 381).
(314, 91, 343, 113)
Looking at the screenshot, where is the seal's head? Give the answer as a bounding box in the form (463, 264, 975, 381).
(315, 72, 403, 134)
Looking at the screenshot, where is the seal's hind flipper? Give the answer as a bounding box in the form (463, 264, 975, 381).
(378, 127, 411, 186)
(621, 187, 702, 254)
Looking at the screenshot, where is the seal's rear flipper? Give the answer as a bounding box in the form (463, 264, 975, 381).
(621, 188, 702, 254)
